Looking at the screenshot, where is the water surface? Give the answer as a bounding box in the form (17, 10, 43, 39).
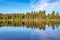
(0, 21, 60, 40)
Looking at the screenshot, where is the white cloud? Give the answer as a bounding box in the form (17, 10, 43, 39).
(31, 0, 60, 13)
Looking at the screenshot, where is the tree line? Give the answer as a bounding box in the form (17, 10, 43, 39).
(0, 10, 60, 20)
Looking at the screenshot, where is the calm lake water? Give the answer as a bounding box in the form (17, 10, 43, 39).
(0, 21, 60, 40)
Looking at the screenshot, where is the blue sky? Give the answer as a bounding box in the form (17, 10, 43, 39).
(0, 0, 60, 14)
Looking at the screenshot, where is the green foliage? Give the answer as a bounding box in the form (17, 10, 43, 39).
(0, 10, 60, 20)
(50, 11, 55, 19)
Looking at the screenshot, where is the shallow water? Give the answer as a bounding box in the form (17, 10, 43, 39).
(0, 21, 60, 40)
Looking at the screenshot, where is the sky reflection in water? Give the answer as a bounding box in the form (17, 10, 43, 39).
(0, 25, 60, 40)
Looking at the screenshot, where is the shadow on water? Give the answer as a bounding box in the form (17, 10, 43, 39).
(0, 21, 60, 30)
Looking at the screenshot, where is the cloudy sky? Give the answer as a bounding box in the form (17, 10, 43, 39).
(0, 0, 60, 14)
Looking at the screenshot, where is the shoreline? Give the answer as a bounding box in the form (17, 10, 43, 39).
(0, 19, 60, 22)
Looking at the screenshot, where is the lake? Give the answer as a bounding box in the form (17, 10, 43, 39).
(0, 21, 60, 40)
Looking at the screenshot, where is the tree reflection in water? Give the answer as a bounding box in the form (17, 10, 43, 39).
(0, 21, 60, 30)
